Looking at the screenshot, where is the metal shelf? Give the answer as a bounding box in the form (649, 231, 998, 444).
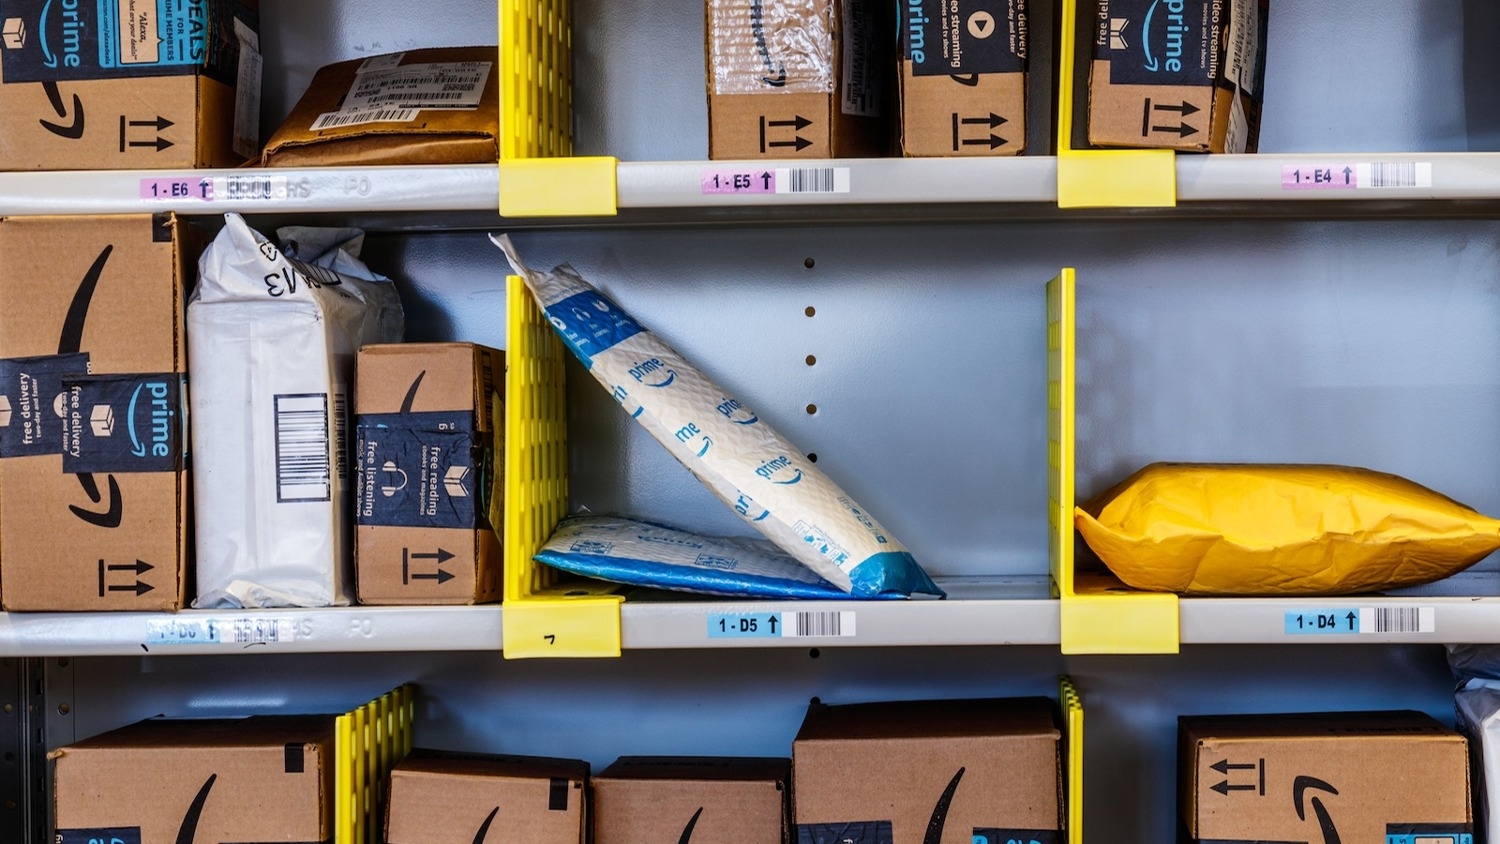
(3, 153, 1498, 222)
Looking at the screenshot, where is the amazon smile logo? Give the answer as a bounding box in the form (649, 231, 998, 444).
(1139, 0, 1191, 73)
(678, 807, 705, 843)
(627, 357, 676, 388)
(37, 0, 87, 70)
(61, 245, 122, 528)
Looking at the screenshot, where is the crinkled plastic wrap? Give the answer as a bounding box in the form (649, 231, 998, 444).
(190, 214, 404, 608)
(1075, 463, 1500, 595)
(494, 235, 941, 599)
(538, 515, 883, 599)
(708, 0, 834, 95)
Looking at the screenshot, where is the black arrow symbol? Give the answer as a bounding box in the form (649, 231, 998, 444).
(108, 580, 155, 596)
(1342, 166, 1353, 184)
(1345, 611, 1358, 628)
(768, 615, 779, 634)
(1152, 100, 1200, 116)
(1210, 759, 1257, 774)
(961, 113, 1007, 128)
(412, 549, 455, 564)
(129, 136, 175, 151)
(768, 116, 812, 130)
(130, 116, 174, 131)
(1151, 122, 1198, 137)
(411, 569, 456, 585)
(1210, 780, 1257, 795)
(961, 135, 1009, 149)
(108, 560, 154, 575)
(768, 137, 813, 151)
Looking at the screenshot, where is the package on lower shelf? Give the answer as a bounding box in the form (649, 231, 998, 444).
(1179, 711, 1471, 843)
(52, 715, 338, 843)
(355, 342, 504, 605)
(1086, 0, 1268, 152)
(898, 0, 1027, 156)
(386, 749, 589, 844)
(593, 756, 790, 844)
(0, 214, 198, 611)
(0, 0, 262, 169)
(189, 214, 404, 608)
(792, 698, 1063, 844)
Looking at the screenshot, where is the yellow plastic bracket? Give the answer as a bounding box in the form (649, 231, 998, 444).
(334, 685, 415, 844)
(498, 157, 620, 218)
(501, 273, 624, 658)
(1059, 676, 1083, 844)
(1055, 0, 1177, 208)
(1048, 270, 1179, 654)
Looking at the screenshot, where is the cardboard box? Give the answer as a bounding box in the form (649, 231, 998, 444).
(386, 749, 589, 844)
(0, 214, 195, 611)
(355, 342, 504, 605)
(898, 0, 1027, 156)
(705, 0, 891, 159)
(1180, 710, 1471, 843)
(0, 0, 260, 169)
(793, 698, 1062, 844)
(593, 756, 789, 844)
(52, 715, 335, 844)
(262, 47, 500, 167)
(1086, 0, 1267, 152)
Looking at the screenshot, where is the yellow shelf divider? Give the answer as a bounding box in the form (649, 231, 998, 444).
(502, 274, 624, 659)
(497, 0, 619, 217)
(1048, 270, 1179, 653)
(334, 684, 415, 844)
(1054, 0, 1177, 208)
(1059, 676, 1083, 844)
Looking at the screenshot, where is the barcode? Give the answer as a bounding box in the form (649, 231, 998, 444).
(274, 393, 331, 502)
(332, 393, 348, 479)
(785, 611, 856, 638)
(1356, 162, 1432, 189)
(360, 90, 475, 105)
(1361, 606, 1435, 634)
(775, 167, 851, 195)
(229, 618, 293, 645)
(212, 175, 287, 201)
(309, 107, 420, 131)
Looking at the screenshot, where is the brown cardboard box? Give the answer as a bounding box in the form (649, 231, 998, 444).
(705, 0, 891, 159)
(52, 715, 335, 844)
(386, 749, 589, 844)
(1180, 711, 1472, 843)
(1085, 0, 1267, 152)
(355, 342, 504, 605)
(0, 214, 196, 611)
(898, 0, 1027, 156)
(262, 47, 500, 167)
(793, 698, 1062, 844)
(0, 1, 260, 169)
(593, 756, 789, 844)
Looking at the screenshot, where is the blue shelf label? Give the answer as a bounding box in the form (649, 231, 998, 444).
(708, 613, 783, 638)
(146, 618, 221, 645)
(1387, 834, 1472, 844)
(1285, 609, 1360, 635)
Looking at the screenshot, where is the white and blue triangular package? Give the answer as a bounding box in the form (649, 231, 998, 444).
(493, 235, 942, 599)
(538, 515, 878, 599)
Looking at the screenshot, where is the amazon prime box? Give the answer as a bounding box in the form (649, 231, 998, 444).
(52, 715, 335, 843)
(354, 342, 503, 605)
(0, 0, 261, 169)
(0, 214, 196, 611)
(1086, 0, 1267, 152)
(792, 698, 1063, 844)
(386, 750, 589, 844)
(1180, 711, 1471, 844)
(705, 0, 892, 158)
(593, 757, 789, 844)
(898, 0, 1027, 156)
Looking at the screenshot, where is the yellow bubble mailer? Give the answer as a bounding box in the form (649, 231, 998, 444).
(1075, 463, 1500, 595)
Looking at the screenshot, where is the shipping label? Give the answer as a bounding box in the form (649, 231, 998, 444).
(310, 60, 491, 131)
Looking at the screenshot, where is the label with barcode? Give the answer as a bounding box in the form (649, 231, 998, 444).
(1281, 162, 1432, 190)
(146, 618, 222, 645)
(707, 611, 856, 639)
(226, 617, 296, 645)
(311, 61, 491, 131)
(145, 617, 298, 646)
(274, 393, 332, 502)
(1284, 607, 1434, 635)
(310, 108, 421, 131)
(774, 167, 851, 194)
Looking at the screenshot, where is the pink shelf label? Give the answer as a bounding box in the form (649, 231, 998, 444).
(701, 169, 776, 194)
(1281, 164, 1357, 190)
(139, 177, 213, 200)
